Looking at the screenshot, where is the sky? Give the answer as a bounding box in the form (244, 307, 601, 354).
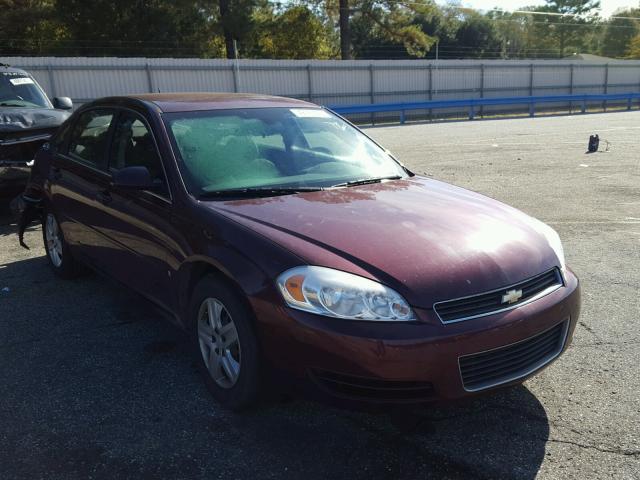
(438, 0, 640, 18)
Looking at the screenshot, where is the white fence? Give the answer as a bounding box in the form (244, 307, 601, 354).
(3, 56, 640, 117)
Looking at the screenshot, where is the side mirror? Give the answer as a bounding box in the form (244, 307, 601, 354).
(111, 166, 153, 190)
(52, 97, 73, 110)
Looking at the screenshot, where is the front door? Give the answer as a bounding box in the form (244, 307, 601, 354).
(98, 109, 176, 311)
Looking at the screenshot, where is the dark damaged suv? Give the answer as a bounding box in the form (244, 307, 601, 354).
(0, 64, 73, 198)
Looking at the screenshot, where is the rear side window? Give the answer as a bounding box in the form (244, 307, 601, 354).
(68, 109, 114, 168)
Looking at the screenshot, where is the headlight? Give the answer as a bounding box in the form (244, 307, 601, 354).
(541, 225, 566, 279)
(277, 266, 415, 321)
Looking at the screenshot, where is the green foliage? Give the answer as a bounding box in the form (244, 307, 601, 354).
(627, 33, 640, 58)
(486, 10, 538, 59)
(348, 0, 438, 59)
(0, 0, 639, 60)
(0, 0, 61, 54)
(255, 6, 334, 59)
(218, 0, 263, 58)
(526, 0, 601, 57)
(450, 11, 502, 58)
(53, 0, 219, 56)
(600, 9, 640, 57)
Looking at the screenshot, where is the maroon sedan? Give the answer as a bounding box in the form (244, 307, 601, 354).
(21, 93, 580, 410)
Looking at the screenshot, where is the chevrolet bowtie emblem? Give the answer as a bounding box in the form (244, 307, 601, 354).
(501, 289, 523, 304)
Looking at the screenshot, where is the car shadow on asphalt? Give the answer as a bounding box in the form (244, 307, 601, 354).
(0, 214, 550, 479)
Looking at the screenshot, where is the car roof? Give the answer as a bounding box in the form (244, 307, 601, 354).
(101, 93, 320, 113)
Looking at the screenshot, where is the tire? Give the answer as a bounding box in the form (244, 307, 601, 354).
(189, 275, 261, 411)
(42, 209, 83, 279)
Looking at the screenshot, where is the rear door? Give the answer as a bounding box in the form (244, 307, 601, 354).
(99, 109, 176, 310)
(49, 108, 118, 266)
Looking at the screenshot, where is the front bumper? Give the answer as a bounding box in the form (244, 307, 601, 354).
(254, 269, 580, 404)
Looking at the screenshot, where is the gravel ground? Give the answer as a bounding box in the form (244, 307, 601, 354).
(1, 111, 638, 479)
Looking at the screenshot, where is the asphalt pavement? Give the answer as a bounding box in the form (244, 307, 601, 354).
(1, 111, 638, 479)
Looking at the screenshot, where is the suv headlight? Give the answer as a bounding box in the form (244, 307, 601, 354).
(277, 266, 415, 321)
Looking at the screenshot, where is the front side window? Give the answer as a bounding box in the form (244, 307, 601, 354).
(0, 71, 50, 108)
(164, 108, 407, 196)
(68, 109, 114, 168)
(109, 111, 168, 196)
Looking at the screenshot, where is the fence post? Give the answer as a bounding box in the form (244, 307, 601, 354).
(232, 62, 239, 93)
(145, 63, 154, 93)
(569, 64, 574, 95)
(47, 64, 57, 98)
(479, 64, 485, 118)
(307, 64, 313, 102)
(569, 64, 574, 114)
(529, 63, 534, 97)
(369, 63, 375, 125)
(603, 63, 609, 112)
(428, 63, 433, 121)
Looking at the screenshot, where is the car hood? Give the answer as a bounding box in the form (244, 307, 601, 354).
(0, 107, 70, 133)
(208, 177, 560, 308)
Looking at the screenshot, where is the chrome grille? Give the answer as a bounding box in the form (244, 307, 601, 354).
(459, 320, 568, 392)
(434, 268, 563, 323)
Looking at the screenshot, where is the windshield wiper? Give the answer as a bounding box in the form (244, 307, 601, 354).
(331, 175, 403, 188)
(0, 102, 27, 107)
(199, 186, 324, 199)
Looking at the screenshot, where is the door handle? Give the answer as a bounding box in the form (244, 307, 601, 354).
(96, 190, 112, 205)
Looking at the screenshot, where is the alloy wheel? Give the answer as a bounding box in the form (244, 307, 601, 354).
(197, 298, 241, 389)
(45, 213, 63, 267)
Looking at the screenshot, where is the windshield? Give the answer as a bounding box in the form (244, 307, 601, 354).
(0, 71, 51, 108)
(165, 107, 407, 196)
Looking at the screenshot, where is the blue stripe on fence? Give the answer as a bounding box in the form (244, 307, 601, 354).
(328, 92, 640, 123)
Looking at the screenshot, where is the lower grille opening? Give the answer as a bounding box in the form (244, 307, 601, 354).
(459, 320, 568, 392)
(310, 369, 435, 402)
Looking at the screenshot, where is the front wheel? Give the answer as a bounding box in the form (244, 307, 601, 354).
(190, 276, 261, 411)
(42, 210, 83, 279)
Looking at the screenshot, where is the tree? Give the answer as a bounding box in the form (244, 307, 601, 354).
(413, 6, 503, 59)
(487, 10, 536, 59)
(450, 11, 502, 58)
(600, 8, 640, 58)
(528, 0, 601, 57)
(53, 0, 220, 56)
(339, 0, 351, 59)
(217, 0, 261, 58)
(330, 0, 437, 59)
(627, 33, 640, 58)
(255, 6, 333, 59)
(0, 0, 61, 55)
